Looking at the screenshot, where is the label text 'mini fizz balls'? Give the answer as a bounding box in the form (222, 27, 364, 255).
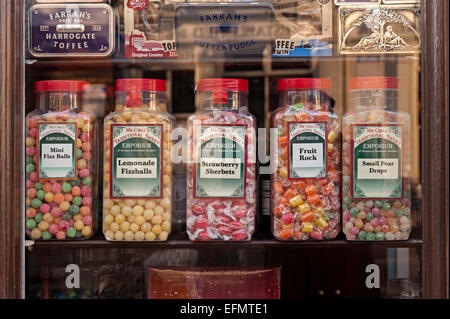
(186, 78, 257, 241)
(103, 79, 174, 241)
(25, 80, 97, 240)
(342, 77, 412, 241)
(271, 78, 341, 241)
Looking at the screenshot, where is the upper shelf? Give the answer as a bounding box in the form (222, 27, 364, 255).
(28, 232, 423, 250)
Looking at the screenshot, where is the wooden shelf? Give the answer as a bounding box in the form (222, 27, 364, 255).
(28, 232, 423, 250)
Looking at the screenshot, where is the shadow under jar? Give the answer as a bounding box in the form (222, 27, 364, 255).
(271, 78, 341, 241)
(25, 80, 98, 240)
(342, 77, 412, 241)
(103, 79, 174, 241)
(186, 78, 257, 241)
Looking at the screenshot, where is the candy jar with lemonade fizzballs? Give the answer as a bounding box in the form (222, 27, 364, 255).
(186, 79, 257, 241)
(103, 79, 174, 241)
(271, 78, 340, 240)
(25, 80, 97, 240)
(342, 77, 412, 241)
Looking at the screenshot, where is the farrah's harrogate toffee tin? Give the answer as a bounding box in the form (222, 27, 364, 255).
(29, 4, 114, 57)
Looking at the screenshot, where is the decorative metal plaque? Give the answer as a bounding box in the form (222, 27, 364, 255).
(338, 6, 420, 55)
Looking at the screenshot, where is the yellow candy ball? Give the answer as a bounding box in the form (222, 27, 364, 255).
(159, 231, 169, 241)
(121, 206, 132, 216)
(115, 214, 125, 224)
(145, 200, 156, 209)
(124, 231, 134, 241)
(59, 201, 70, 211)
(130, 223, 139, 232)
(135, 216, 145, 226)
(152, 224, 162, 235)
(74, 220, 84, 231)
(38, 221, 49, 231)
(114, 231, 124, 240)
(43, 213, 53, 223)
(162, 221, 171, 232)
(104, 230, 114, 240)
(120, 221, 130, 232)
(81, 226, 92, 237)
(110, 222, 120, 232)
(145, 232, 156, 241)
(135, 231, 145, 241)
(104, 214, 114, 225)
(141, 223, 152, 233)
(143, 209, 154, 220)
(151, 215, 162, 225)
(110, 205, 121, 216)
(31, 228, 42, 239)
(133, 205, 144, 216)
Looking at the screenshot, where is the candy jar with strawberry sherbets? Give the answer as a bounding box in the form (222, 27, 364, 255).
(25, 81, 97, 240)
(342, 77, 412, 241)
(186, 78, 257, 241)
(271, 78, 340, 241)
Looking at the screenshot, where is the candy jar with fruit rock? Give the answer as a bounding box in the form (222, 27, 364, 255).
(342, 77, 412, 241)
(186, 78, 257, 241)
(271, 78, 340, 240)
(25, 80, 97, 240)
(103, 79, 174, 241)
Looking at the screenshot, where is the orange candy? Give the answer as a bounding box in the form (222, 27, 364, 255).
(279, 228, 293, 240)
(284, 188, 297, 200)
(278, 136, 288, 147)
(274, 182, 283, 193)
(307, 194, 321, 206)
(301, 212, 314, 223)
(80, 206, 91, 216)
(42, 183, 52, 193)
(305, 185, 317, 197)
(71, 186, 81, 196)
(64, 193, 73, 202)
(274, 206, 283, 218)
(53, 193, 64, 204)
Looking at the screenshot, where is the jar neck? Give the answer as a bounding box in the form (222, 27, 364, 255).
(350, 89, 398, 110)
(36, 92, 81, 112)
(197, 91, 247, 111)
(115, 91, 167, 111)
(279, 89, 333, 112)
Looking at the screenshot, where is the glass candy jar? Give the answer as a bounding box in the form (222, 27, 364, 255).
(342, 77, 412, 241)
(103, 79, 174, 241)
(271, 78, 340, 240)
(186, 78, 257, 241)
(25, 80, 97, 240)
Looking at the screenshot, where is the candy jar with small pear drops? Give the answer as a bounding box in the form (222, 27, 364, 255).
(342, 77, 412, 241)
(271, 78, 340, 241)
(25, 80, 97, 240)
(186, 78, 257, 241)
(103, 79, 174, 241)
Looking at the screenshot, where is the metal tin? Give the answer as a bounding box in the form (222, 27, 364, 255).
(174, 2, 275, 58)
(29, 4, 114, 57)
(338, 5, 421, 55)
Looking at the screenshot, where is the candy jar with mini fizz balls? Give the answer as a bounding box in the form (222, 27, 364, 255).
(186, 79, 257, 241)
(103, 79, 174, 241)
(342, 77, 412, 241)
(25, 80, 97, 240)
(271, 78, 340, 241)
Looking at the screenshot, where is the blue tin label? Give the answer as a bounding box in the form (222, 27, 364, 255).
(29, 4, 114, 57)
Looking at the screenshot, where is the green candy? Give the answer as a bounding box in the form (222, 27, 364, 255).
(69, 205, 80, 215)
(26, 163, 35, 174)
(72, 196, 82, 206)
(82, 176, 92, 186)
(374, 200, 383, 208)
(34, 213, 43, 224)
(62, 212, 72, 221)
(350, 207, 359, 217)
(382, 202, 392, 210)
(366, 212, 374, 221)
(34, 182, 43, 190)
(292, 103, 304, 111)
(31, 198, 42, 208)
(26, 157, 34, 164)
(70, 179, 81, 186)
(75, 231, 82, 238)
(375, 232, 385, 240)
(61, 182, 72, 193)
(395, 209, 404, 217)
(42, 231, 52, 240)
(77, 149, 83, 159)
(358, 231, 367, 240)
(26, 219, 37, 229)
(343, 197, 352, 206)
(66, 227, 77, 238)
(36, 190, 45, 200)
(366, 232, 376, 240)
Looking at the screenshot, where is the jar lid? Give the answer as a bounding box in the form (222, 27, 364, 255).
(35, 80, 89, 93)
(277, 78, 332, 91)
(350, 77, 398, 90)
(196, 78, 248, 92)
(115, 79, 166, 92)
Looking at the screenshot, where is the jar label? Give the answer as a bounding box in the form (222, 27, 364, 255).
(194, 124, 247, 198)
(37, 122, 77, 180)
(351, 124, 403, 199)
(110, 124, 162, 198)
(288, 122, 327, 179)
